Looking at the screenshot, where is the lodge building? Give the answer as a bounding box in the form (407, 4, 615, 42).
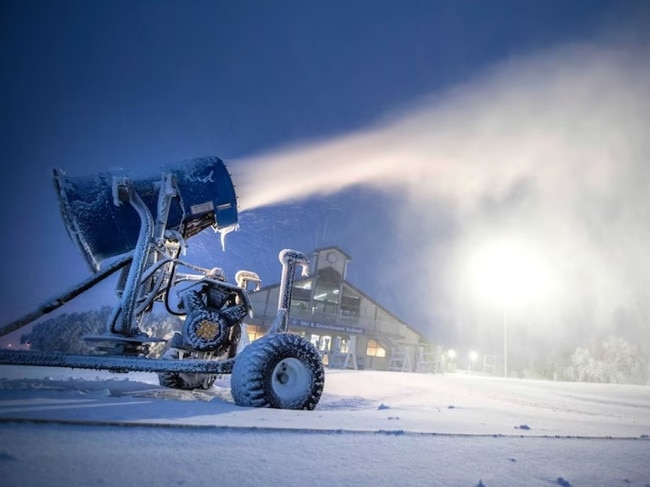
(244, 246, 428, 371)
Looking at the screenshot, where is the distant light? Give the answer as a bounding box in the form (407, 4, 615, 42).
(469, 351, 479, 362)
(467, 237, 551, 306)
(447, 349, 457, 359)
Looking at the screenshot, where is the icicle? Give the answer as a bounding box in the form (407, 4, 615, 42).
(216, 223, 239, 251)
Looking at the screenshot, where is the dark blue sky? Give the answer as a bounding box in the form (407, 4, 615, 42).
(0, 0, 640, 345)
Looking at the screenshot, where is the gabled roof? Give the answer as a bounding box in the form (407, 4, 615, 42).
(339, 279, 410, 328)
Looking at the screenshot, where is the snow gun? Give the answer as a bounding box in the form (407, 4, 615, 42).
(0, 156, 324, 410)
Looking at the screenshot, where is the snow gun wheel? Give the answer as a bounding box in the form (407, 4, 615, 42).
(157, 347, 217, 391)
(230, 333, 324, 410)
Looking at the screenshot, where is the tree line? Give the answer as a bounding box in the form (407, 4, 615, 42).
(20, 306, 182, 357)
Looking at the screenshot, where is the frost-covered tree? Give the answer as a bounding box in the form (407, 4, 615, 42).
(520, 349, 573, 381)
(20, 307, 182, 356)
(566, 336, 647, 384)
(20, 306, 111, 354)
(140, 312, 183, 357)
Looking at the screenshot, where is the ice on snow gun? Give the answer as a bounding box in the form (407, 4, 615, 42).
(54, 155, 238, 272)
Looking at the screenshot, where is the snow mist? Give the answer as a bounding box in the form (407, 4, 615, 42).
(232, 40, 650, 359)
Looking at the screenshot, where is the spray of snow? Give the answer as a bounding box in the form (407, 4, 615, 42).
(232, 38, 650, 355)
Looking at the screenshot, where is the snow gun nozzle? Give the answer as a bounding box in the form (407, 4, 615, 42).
(53, 156, 238, 272)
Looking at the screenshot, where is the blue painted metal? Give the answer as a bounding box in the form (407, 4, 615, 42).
(54, 156, 238, 271)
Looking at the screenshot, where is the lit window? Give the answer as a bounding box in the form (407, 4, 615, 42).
(246, 325, 265, 342)
(366, 339, 386, 357)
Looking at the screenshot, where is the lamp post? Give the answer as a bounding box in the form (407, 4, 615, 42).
(467, 237, 550, 380)
(503, 310, 508, 378)
(469, 350, 479, 372)
(447, 349, 457, 373)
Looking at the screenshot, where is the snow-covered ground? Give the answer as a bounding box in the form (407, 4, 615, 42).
(0, 365, 648, 486)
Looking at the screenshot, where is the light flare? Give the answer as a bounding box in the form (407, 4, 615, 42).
(466, 238, 552, 309)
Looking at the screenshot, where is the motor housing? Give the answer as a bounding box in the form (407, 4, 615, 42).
(181, 282, 250, 353)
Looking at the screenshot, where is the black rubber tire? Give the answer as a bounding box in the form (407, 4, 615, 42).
(157, 348, 217, 390)
(231, 333, 325, 410)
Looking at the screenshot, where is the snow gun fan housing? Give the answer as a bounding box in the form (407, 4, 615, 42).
(53, 156, 238, 272)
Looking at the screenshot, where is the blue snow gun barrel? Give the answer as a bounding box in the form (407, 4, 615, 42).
(53, 156, 238, 272)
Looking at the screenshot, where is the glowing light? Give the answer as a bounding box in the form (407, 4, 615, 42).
(447, 349, 457, 360)
(466, 237, 552, 378)
(469, 351, 479, 363)
(467, 237, 551, 307)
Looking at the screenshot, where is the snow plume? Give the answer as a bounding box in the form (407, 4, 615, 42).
(233, 40, 650, 358)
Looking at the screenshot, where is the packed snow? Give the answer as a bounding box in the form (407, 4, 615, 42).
(0, 365, 648, 486)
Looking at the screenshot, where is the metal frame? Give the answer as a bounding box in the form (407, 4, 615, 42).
(0, 171, 309, 375)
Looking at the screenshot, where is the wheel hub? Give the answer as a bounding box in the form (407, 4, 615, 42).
(271, 357, 310, 401)
(277, 366, 289, 384)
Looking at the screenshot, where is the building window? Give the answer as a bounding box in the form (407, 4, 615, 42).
(292, 286, 311, 301)
(334, 337, 349, 353)
(311, 300, 338, 316)
(366, 339, 386, 358)
(290, 299, 310, 317)
(313, 267, 341, 307)
(340, 293, 360, 317)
